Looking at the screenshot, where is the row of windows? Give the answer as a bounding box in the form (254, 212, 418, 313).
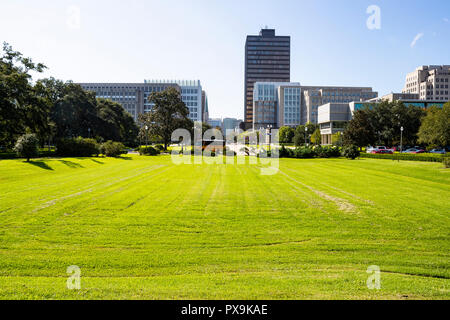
(247, 50, 289, 55)
(247, 69, 290, 74)
(183, 96, 198, 101)
(247, 55, 290, 61)
(246, 41, 290, 46)
(185, 102, 198, 107)
(247, 45, 290, 50)
(181, 88, 199, 94)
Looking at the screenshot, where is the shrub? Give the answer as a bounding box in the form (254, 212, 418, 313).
(56, 137, 100, 157)
(342, 145, 360, 160)
(102, 141, 126, 157)
(314, 145, 340, 158)
(138, 146, 160, 156)
(154, 144, 165, 152)
(14, 134, 39, 161)
(443, 157, 450, 168)
(360, 153, 446, 163)
(279, 145, 294, 158)
(293, 146, 315, 158)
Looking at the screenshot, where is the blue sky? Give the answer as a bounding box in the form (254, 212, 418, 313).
(1, 0, 449, 119)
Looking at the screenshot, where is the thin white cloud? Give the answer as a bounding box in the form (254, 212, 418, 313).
(444, 18, 449, 23)
(410, 33, 424, 48)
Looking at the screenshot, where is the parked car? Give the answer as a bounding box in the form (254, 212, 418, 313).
(402, 148, 425, 154)
(367, 146, 393, 154)
(429, 148, 446, 154)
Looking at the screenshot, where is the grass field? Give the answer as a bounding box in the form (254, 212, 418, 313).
(0, 155, 448, 299)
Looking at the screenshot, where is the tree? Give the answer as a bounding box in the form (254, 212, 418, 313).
(51, 83, 102, 139)
(342, 144, 360, 160)
(279, 126, 295, 144)
(331, 132, 344, 146)
(343, 109, 376, 148)
(138, 87, 193, 150)
(418, 103, 450, 147)
(96, 98, 138, 146)
(0, 43, 48, 148)
(293, 123, 318, 146)
(310, 128, 322, 145)
(14, 133, 39, 161)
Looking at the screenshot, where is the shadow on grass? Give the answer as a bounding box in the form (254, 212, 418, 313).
(115, 156, 133, 160)
(90, 159, 105, 164)
(28, 160, 54, 170)
(58, 160, 84, 168)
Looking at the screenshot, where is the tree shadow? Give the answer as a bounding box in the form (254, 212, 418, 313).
(115, 156, 133, 160)
(58, 160, 84, 168)
(90, 159, 105, 164)
(28, 160, 54, 170)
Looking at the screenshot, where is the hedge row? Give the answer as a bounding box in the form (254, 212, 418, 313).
(0, 150, 57, 159)
(359, 152, 447, 162)
(279, 145, 341, 159)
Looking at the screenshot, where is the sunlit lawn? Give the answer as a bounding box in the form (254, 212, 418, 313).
(0, 155, 448, 299)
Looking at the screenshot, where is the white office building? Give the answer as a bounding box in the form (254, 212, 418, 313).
(253, 82, 301, 130)
(402, 65, 450, 101)
(145, 80, 203, 122)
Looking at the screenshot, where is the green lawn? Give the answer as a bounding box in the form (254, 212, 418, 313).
(0, 155, 448, 299)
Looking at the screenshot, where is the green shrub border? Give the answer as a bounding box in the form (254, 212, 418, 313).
(360, 153, 447, 162)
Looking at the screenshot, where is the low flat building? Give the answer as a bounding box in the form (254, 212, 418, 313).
(222, 118, 242, 133)
(207, 118, 222, 129)
(301, 86, 378, 124)
(78, 82, 179, 121)
(318, 98, 446, 145)
(317, 103, 352, 145)
(79, 80, 205, 123)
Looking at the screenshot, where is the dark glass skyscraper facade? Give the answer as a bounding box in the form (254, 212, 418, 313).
(244, 29, 290, 126)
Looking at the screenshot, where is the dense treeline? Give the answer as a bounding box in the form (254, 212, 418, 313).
(0, 43, 139, 149)
(343, 100, 449, 149)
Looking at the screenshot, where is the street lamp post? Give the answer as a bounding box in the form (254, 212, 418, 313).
(145, 125, 149, 147)
(305, 126, 308, 146)
(400, 126, 404, 154)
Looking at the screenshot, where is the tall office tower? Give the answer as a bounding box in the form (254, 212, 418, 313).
(78, 82, 180, 121)
(244, 28, 290, 129)
(402, 65, 450, 101)
(252, 82, 301, 130)
(301, 86, 378, 124)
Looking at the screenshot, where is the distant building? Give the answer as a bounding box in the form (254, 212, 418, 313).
(318, 98, 445, 145)
(252, 82, 301, 130)
(369, 92, 419, 102)
(244, 28, 291, 128)
(145, 80, 203, 123)
(301, 86, 378, 124)
(78, 82, 179, 121)
(207, 118, 222, 129)
(317, 103, 352, 145)
(402, 65, 450, 101)
(79, 80, 205, 123)
(222, 118, 242, 133)
(201, 91, 209, 123)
